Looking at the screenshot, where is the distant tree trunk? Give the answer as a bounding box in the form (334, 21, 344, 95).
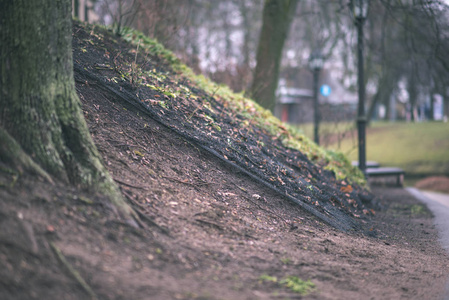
(408, 72, 418, 122)
(444, 96, 449, 119)
(0, 0, 135, 224)
(367, 71, 396, 125)
(250, 0, 299, 110)
(73, 0, 80, 18)
(84, 0, 89, 23)
(429, 92, 435, 121)
(240, 1, 251, 67)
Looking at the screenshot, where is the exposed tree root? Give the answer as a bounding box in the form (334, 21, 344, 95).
(0, 127, 142, 229)
(122, 190, 170, 235)
(0, 127, 54, 184)
(49, 241, 98, 300)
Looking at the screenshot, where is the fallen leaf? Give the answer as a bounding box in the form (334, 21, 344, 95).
(133, 150, 145, 157)
(340, 185, 353, 193)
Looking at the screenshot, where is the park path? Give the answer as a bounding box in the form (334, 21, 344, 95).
(406, 187, 449, 299)
(407, 188, 449, 253)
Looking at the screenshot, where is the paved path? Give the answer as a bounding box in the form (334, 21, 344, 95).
(406, 188, 449, 253)
(406, 188, 449, 300)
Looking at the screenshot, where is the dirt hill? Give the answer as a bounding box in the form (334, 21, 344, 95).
(0, 21, 448, 300)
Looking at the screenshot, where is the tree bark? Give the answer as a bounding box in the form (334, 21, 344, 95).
(250, 0, 299, 110)
(0, 0, 135, 224)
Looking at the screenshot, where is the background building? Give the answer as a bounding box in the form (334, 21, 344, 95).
(275, 67, 357, 124)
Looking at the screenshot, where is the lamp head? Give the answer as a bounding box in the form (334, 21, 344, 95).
(308, 50, 324, 71)
(351, 0, 369, 19)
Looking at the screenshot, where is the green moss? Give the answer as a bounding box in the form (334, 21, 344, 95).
(280, 276, 315, 295)
(258, 274, 278, 283)
(258, 274, 315, 296)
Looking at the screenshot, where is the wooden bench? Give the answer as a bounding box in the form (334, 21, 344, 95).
(366, 167, 405, 187)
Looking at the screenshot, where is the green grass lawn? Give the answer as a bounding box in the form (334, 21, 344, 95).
(321, 121, 449, 176)
(293, 121, 356, 148)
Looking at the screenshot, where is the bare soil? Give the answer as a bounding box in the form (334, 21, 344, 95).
(415, 176, 449, 194)
(0, 22, 448, 300)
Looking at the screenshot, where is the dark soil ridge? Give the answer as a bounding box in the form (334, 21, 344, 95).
(72, 22, 374, 233)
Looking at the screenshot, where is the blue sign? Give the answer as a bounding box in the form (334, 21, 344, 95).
(320, 85, 331, 97)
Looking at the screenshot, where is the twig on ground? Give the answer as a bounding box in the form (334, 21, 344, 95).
(114, 178, 148, 190)
(195, 219, 223, 230)
(106, 140, 145, 150)
(161, 175, 214, 187)
(122, 191, 170, 235)
(194, 218, 257, 240)
(187, 106, 201, 120)
(240, 193, 293, 228)
(142, 131, 178, 161)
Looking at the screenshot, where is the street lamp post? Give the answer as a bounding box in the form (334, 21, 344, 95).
(351, 0, 369, 175)
(309, 51, 324, 145)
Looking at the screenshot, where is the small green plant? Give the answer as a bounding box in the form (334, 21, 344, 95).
(280, 257, 292, 265)
(258, 274, 278, 283)
(410, 204, 426, 215)
(128, 39, 143, 86)
(159, 101, 168, 109)
(280, 276, 315, 295)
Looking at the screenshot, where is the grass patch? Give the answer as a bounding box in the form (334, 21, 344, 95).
(280, 276, 316, 295)
(327, 121, 449, 176)
(410, 204, 428, 216)
(293, 121, 356, 148)
(259, 274, 316, 296)
(258, 274, 278, 283)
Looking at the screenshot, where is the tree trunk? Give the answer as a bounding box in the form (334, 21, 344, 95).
(73, 0, 80, 19)
(0, 0, 135, 224)
(367, 70, 396, 125)
(250, 0, 299, 110)
(429, 92, 434, 121)
(240, 1, 251, 67)
(408, 72, 418, 122)
(445, 96, 449, 120)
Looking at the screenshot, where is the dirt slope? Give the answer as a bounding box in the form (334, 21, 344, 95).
(0, 22, 448, 300)
(72, 22, 372, 233)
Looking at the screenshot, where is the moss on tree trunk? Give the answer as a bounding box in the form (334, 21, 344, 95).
(0, 0, 135, 224)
